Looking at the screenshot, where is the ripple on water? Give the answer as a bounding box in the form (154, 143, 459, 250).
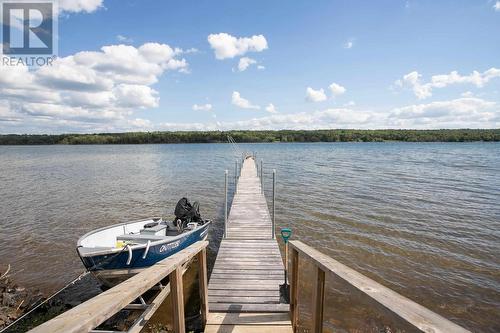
(0, 142, 499, 332)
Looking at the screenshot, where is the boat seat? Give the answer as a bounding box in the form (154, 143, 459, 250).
(117, 234, 166, 244)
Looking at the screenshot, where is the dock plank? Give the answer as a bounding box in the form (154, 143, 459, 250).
(207, 156, 291, 331)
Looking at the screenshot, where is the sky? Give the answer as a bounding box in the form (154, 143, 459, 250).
(1, 0, 500, 133)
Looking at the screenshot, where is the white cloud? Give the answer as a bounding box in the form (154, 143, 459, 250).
(343, 38, 355, 49)
(344, 101, 356, 107)
(461, 91, 474, 98)
(237, 57, 257, 72)
(149, 108, 370, 131)
(59, 0, 103, 13)
(388, 97, 498, 128)
(163, 97, 498, 130)
(396, 68, 500, 99)
(117, 35, 133, 43)
(183, 48, 199, 54)
(306, 87, 327, 102)
(265, 103, 277, 113)
(4, 96, 498, 133)
(257, 65, 265, 70)
(128, 118, 152, 129)
(329, 82, 346, 96)
(343, 41, 353, 49)
(494, 1, 500, 11)
(231, 91, 260, 110)
(192, 103, 213, 111)
(207, 33, 268, 59)
(0, 42, 189, 131)
(113, 84, 159, 108)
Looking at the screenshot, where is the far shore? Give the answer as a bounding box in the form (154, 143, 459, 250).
(0, 129, 499, 145)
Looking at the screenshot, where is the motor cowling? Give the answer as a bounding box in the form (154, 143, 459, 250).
(173, 197, 203, 228)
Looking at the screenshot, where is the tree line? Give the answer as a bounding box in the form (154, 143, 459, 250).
(0, 129, 498, 145)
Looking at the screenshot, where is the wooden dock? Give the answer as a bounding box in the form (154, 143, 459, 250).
(28, 154, 472, 333)
(206, 156, 292, 332)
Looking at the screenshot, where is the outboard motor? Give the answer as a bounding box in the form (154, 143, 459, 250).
(173, 197, 204, 230)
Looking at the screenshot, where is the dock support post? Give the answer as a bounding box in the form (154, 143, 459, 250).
(224, 170, 228, 238)
(290, 248, 299, 331)
(272, 169, 276, 239)
(197, 248, 209, 326)
(312, 267, 325, 333)
(170, 266, 185, 333)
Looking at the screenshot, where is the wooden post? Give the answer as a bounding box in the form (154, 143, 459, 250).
(197, 248, 209, 326)
(290, 248, 299, 331)
(224, 170, 228, 237)
(170, 267, 185, 333)
(312, 267, 325, 333)
(272, 169, 276, 239)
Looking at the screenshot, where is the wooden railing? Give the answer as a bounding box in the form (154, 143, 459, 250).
(29, 241, 209, 333)
(288, 240, 471, 333)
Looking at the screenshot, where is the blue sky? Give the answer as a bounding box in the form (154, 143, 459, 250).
(1, 0, 500, 133)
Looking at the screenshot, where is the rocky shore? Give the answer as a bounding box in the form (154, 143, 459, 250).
(0, 266, 45, 329)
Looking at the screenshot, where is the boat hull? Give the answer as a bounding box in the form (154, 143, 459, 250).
(78, 222, 209, 287)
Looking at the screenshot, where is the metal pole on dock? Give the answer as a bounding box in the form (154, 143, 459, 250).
(260, 160, 263, 193)
(224, 170, 228, 238)
(234, 160, 237, 186)
(272, 169, 276, 239)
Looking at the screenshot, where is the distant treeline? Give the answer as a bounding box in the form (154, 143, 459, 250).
(0, 129, 499, 145)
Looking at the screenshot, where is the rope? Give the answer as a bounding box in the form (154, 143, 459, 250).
(1, 271, 90, 332)
(209, 110, 243, 159)
(227, 134, 242, 159)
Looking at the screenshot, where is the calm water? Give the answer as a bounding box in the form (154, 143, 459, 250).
(0, 143, 499, 332)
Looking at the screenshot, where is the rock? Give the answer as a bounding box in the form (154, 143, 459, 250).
(0, 309, 7, 322)
(2, 292, 17, 307)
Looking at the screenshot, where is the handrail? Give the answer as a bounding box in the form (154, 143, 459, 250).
(29, 241, 209, 333)
(224, 169, 228, 238)
(289, 240, 471, 333)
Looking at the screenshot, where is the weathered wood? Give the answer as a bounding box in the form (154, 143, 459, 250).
(211, 269, 283, 275)
(209, 279, 283, 286)
(128, 281, 172, 333)
(205, 324, 293, 333)
(170, 266, 185, 333)
(208, 303, 290, 313)
(198, 248, 209, 326)
(28, 241, 208, 333)
(208, 284, 281, 291)
(289, 240, 471, 333)
(290, 248, 299, 331)
(208, 290, 280, 297)
(213, 264, 283, 269)
(206, 157, 292, 332)
(312, 267, 325, 333)
(210, 274, 283, 280)
(207, 312, 291, 325)
(209, 296, 280, 303)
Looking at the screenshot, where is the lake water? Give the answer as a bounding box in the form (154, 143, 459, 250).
(0, 143, 498, 332)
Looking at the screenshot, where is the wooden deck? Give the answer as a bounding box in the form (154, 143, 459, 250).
(206, 156, 291, 332)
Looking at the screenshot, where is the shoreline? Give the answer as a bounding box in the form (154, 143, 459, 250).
(0, 129, 499, 145)
(0, 268, 45, 330)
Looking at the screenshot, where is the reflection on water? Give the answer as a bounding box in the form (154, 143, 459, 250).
(0, 142, 498, 332)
